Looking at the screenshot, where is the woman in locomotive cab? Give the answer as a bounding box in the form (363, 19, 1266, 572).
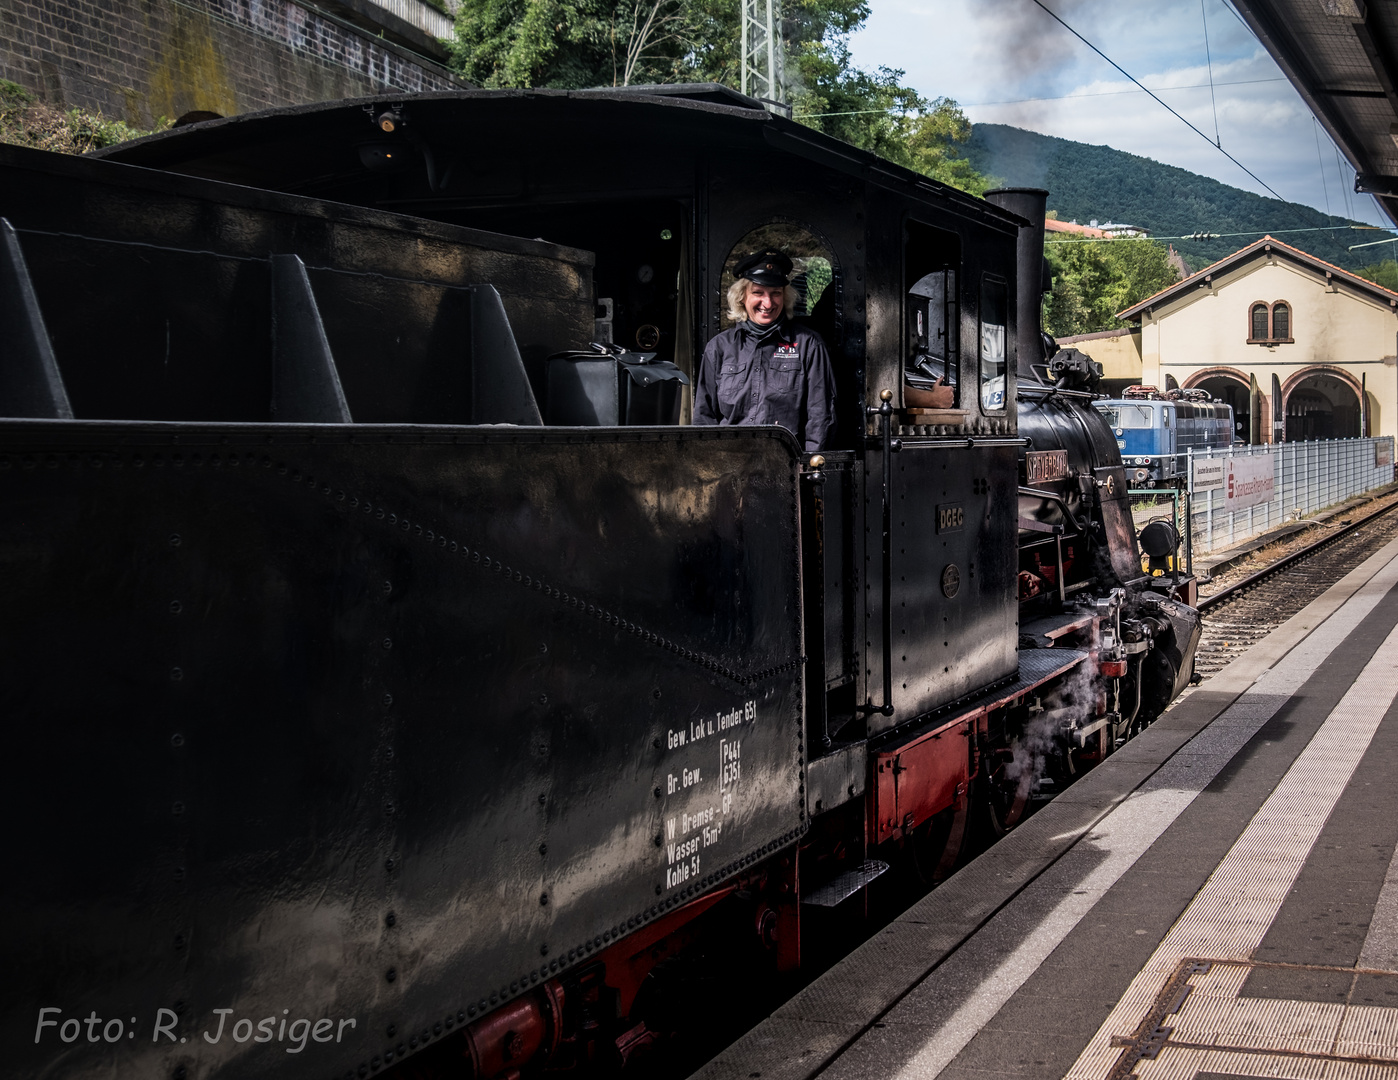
(693, 249, 836, 451)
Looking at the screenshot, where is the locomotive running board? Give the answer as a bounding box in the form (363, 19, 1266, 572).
(802, 860, 891, 908)
(882, 647, 1092, 752)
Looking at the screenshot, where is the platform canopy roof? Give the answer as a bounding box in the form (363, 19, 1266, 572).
(1232, 0, 1398, 224)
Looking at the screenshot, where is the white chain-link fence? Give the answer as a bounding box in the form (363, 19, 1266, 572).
(1172, 438, 1395, 556)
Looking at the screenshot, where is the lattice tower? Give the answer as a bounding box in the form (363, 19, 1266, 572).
(740, 0, 784, 106)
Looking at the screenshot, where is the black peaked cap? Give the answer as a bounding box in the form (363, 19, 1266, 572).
(735, 250, 793, 286)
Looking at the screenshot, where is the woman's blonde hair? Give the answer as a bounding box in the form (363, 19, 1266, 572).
(726, 278, 801, 323)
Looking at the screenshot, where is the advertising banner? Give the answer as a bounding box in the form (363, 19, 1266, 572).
(1377, 439, 1393, 468)
(1225, 453, 1275, 511)
(1191, 457, 1225, 493)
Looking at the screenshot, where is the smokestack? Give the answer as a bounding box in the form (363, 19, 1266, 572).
(984, 187, 1049, 380)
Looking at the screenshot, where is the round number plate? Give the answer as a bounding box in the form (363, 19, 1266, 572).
(941, 564, 961, 599)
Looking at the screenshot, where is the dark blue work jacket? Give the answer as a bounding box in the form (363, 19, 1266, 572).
(693, 321, 835, 451)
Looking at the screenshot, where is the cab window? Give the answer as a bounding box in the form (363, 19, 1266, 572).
(907, 270, 957, 402)
(979, 276, 1007, 412)
(903, 219, 962, 409)
(1101, 404, 1154, 428)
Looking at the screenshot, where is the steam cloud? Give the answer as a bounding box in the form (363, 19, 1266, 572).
(967, 0, 1092, 130)
(1005, 655, 1100, 790)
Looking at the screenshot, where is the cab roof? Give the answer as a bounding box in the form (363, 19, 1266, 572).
(97, 85, 1020, 233)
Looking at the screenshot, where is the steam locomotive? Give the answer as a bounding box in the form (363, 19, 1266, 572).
(0, 85, 1199, 1080)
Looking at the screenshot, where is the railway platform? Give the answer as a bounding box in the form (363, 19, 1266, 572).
(694, 533, 1398, 1080)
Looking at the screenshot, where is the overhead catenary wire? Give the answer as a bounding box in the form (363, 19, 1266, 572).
(1045, 224, 1395, 245)
(973, 76, 1286, 107)
(793, 77, 1288, 119)
(1219, 0, 1392, 228)
(1348, 235, 1398, 251)
(1313, 116, 1333, 219)
(1336, 143, 1356, 220)
(1025, 0, 1286, 201)
(1200, 0, 1222, 147)
(1219, 0, 1253, 31)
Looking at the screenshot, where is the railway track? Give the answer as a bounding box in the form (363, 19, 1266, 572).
(1192, 489, 1398, 680)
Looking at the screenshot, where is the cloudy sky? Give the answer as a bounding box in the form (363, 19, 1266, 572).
(848, 0, 1395, 230)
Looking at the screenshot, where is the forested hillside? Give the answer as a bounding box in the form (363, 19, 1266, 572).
(965, 124, 1380, 272)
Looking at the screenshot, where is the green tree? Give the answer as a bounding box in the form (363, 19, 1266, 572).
(451, 0, 611, 88)
(900, 99, 993, 195)
(1356, 259, 1398, 292)
(449, 0, 994, 193)
(1043, 238, 1180, 337)
(673, 0, 741, 84)
(450, 0, 743, 88)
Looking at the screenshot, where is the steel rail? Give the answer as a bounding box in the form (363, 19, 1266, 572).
(1197, 496, 1398, 613)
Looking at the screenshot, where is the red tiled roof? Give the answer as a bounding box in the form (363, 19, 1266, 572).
(1116, 234, 1398, 320)
(1045, 218, 1107, 238)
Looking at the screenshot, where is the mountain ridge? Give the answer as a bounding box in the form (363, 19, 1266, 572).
(963, 123, 1382, 272)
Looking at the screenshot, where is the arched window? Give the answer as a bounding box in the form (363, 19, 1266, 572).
(1248, 300, 1292, 344)
(1250, 302, 1269, 341)
(720, 222, 837, 327)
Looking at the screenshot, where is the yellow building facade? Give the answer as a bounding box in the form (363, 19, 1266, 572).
(1054, 328, 1143, 387)
(1109, 237, 1398, 443)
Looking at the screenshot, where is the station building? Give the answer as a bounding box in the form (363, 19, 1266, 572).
(1061, 236, 1398, 443)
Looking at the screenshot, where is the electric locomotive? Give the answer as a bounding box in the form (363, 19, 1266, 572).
(1095, 387, 1236, 488)
(0, 86, 1199, 1080)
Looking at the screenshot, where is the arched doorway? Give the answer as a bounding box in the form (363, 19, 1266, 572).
(1285, 371, 1361, 441)
(1189, 372, 1251, 444)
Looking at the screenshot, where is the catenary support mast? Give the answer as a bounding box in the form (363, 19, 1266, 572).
(741, 0, 784, 106)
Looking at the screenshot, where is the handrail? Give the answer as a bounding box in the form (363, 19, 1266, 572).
(859, 390, 897, 718)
